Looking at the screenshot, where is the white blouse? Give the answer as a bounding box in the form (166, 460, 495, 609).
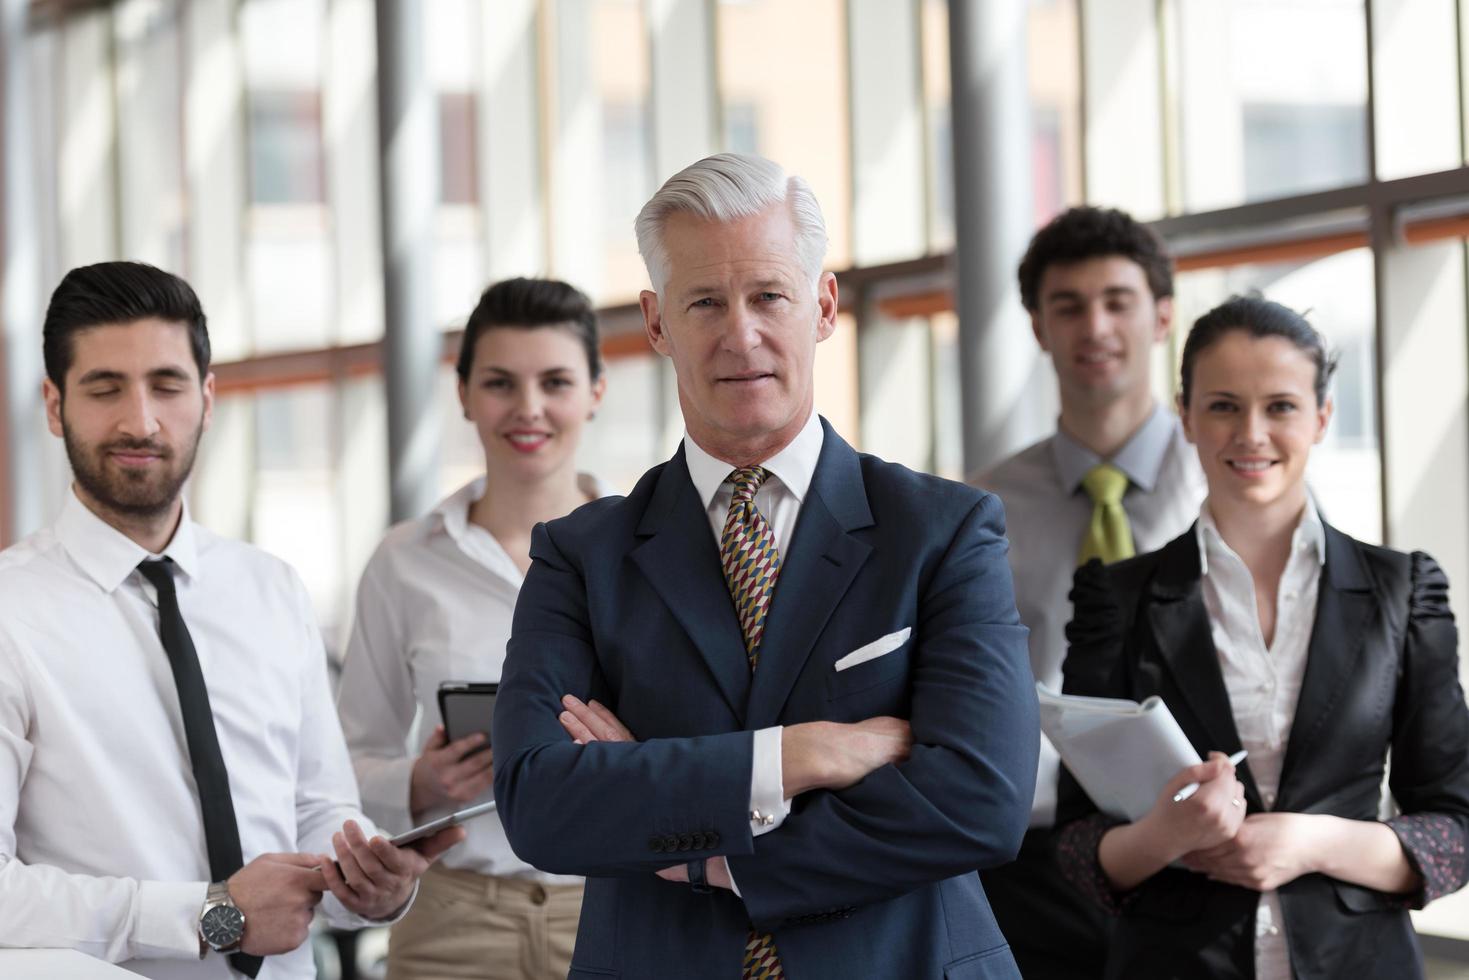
(1197, 498, 1325, 980)
(337, 474, 613, 882)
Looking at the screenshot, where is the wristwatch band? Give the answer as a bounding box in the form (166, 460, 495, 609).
(687, 858, 711, 894)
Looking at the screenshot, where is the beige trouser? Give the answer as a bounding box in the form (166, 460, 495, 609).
(386, 863, 583, 980)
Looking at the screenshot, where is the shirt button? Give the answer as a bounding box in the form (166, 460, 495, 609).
(1268, 925, 1280, 936)
(1284, 591, 1297, 602)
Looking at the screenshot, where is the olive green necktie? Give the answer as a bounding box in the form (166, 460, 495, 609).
(1078, 463, 1134, 565)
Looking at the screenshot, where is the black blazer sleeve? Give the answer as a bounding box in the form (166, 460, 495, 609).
(1383, 552, 1469, 905)
(1056, 557, 1131, 826)
(1053, 558, 1134, 912)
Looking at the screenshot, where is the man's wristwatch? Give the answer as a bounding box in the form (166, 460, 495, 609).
(198, 880, 246, 956)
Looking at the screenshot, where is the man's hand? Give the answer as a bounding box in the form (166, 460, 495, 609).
(781, 717, 913, 797)
(409, 725, 494, 819)
(656, 857, 735, 890)
(319, 819, 466, 921)
(1180, 812, 1317, 890)
(561, 697, 915, 800)
(228, 853, 326, 956)
(559, 695, 635, 742)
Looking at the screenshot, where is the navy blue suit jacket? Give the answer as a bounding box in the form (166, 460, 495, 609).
(493, 420, 1038, 980)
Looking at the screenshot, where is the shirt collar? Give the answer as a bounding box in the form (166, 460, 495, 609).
(1195, 494, 1326, 577)
(683, 410, 825, 511)
(432, 476, 486, 547)
(430, 472, 620, 548)
(1051, 403, 1177, 494)
(55, 486, 201, 593)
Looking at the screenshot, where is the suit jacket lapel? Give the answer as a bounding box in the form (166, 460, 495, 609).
(1146, 532, 1261, 807)
(630, 447, 752, 722)
(746, 421, 874, 729)
(1276, 523, 1375, 805)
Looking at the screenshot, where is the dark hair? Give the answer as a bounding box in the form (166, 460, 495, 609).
(1179, 294, 1338, 408)
(456, 277, 602, 383)
(43, 261, 210, 390)
(1017, 206, 1174, 312)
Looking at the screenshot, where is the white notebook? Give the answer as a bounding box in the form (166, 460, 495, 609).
(1037, 683, 1201, 821)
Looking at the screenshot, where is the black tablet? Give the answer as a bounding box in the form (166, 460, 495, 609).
(437, 681, 498, 752)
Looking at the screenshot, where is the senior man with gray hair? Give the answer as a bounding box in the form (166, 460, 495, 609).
(492, 153, 1037, 980)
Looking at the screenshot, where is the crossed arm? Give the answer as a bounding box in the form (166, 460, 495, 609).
(492, 493, 1039, 922)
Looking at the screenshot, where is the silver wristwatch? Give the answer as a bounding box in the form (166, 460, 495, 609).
(198, 880, 246, 956)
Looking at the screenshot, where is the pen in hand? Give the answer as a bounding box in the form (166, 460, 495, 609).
(1171, 749, 1248, 803)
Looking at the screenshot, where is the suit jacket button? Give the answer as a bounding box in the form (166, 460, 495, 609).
(706, 831, 721, 848)
(692, 832, 707, 849)
(678, 834, 694, 851)
(649, 836, 665, 853)
(663, 834, 679, 851)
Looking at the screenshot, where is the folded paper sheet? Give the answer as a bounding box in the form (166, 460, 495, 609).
(1037, 683, 1201, 821)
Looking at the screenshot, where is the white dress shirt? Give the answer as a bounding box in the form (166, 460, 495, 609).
(681, 410, 826, 845)
(1197, 497, 1325, 980)
(337, 473, 612, 883)
(0, 489, 387, 980)
(980, 405, 1205, 826)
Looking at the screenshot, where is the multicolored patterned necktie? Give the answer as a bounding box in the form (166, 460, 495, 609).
(719, 466, 785, 980)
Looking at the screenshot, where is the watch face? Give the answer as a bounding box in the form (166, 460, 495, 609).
(201, 904, 245, 949)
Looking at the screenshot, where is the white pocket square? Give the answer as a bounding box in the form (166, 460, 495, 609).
(834, 628, 912, 672)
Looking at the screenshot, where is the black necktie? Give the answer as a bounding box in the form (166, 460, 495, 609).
(137, 559, 262, 978)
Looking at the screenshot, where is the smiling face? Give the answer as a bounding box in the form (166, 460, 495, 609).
(1180, 330, 1332, 519)
(639, 204, 837, 464)
(458, 324, 605, 484)
(43, 317, 213, 525)
(1032, 256, 1173, 410)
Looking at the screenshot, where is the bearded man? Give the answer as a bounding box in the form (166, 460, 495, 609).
(0, 261, 461, 979)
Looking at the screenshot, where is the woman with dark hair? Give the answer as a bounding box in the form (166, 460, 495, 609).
(337, 277, 612, 980)
(1055, 295, 1469, 979)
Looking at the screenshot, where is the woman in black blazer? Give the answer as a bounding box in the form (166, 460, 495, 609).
(1055, 296, 1469, 980)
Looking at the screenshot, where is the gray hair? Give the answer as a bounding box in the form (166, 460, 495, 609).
(634, 153, 829, 296)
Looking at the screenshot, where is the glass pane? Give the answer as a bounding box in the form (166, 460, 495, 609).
(439, 92, 479, 206)
(717, 0, 851, 268)
(1172, 0, 1368, 212)
(1173, 248, 1380, 543)
(1028, 0, 1083, 222)
(252, 384, 343, 634)
(922, 0, 1083, 250)
(440, 363, 483, 498)
(859, 311, 933, 471)
(247, 91, 326, 205)
(931, 311, 963, 480)
(593, 1, 651, 302)
(577, 354, 665, 495)
(241, 0, 331, 354)
(114, 0, 186, 271)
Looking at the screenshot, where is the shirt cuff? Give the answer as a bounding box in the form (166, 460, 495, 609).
(749, 726, 791, 837)
(717, 856, 741, 897)
(134, 880, 209, 960)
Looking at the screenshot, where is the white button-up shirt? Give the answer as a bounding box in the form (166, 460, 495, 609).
(0, 490, 385, 979)
(682, 410, 826, 843)
(337, 474, 612, 882)
(1197, 497, 1325, 980)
